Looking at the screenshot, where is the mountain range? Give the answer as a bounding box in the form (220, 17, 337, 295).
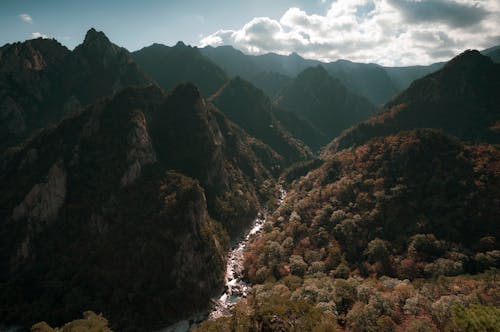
(0, 28, 151, 152)
(328, 50, 500, 153)
(0, 28, 499, 331)
(200, 44, 499, 106)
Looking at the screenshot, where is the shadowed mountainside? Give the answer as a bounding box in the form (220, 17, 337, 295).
(132, 42, 228, 96)
(211, 77, 312, 162)
(0, 29, 151, 152)
(0, 82, 289, 330)
(328, 50, 500, 153)
(276, 66, 376, 141)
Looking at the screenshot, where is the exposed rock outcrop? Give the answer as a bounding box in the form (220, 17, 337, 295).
(120, 110, 156, 187)
(12, 160, 67, 222)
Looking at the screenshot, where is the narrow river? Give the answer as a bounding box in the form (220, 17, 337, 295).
(209, 187, 286, 320)
(208, 211, 267, 319)
(161, 187, 286, 332)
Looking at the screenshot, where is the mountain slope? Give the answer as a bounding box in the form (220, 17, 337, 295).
(251, 129, 499, 279)
(484, 49, 500, 62)
(276, 66, 376, 140)
(482, 45, 500, 62)
(199, 129, 500, 331)
(245, 71, 292, 99)
(384, 62, 444, 91)
(271, 108, 329, 151)
(0, 82, 284, 330)
(329, 50, 500, 152)
(0, 38, 71, 150)
(132, 42, 228, 96)
(211, 77, 312, 163)
(0, 28, 151, 152)
(0, 86, 226, 331)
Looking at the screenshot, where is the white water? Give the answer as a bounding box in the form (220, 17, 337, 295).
(208, 211, 266, 319)
(208, 187, 286, 320)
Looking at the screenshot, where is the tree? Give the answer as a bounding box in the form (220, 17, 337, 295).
(449, 304, 500, 331)
(346, 302, 379, 332)
(290, 255, 308, 277)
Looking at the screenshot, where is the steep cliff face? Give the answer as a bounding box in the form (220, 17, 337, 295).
(0, 82, 286, 330)
(152, 83, 226, 190)
(0, 86, 227, 331)
(120, 110, 157, 187)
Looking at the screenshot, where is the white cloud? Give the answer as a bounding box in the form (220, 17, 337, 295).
(19, 13, 33, 24)
(31, 32, 49, 39)
(200, 0, 500, 66)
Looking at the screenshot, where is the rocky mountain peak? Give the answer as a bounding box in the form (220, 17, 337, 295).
(74, 28, 119, 61)
(169, 83, 203, 109)
(175, 41, 187, 48)
(0, 38, 69, 73)
(82, 28, 112, 48)
(446, 49, 492, 69)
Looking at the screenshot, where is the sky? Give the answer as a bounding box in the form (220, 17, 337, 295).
(1, 0, 499, 66)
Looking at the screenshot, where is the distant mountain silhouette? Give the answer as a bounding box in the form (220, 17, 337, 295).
(201, 45, 457, 105)
(384, 62, 444, 91)
(132, 42, 228, 96)
(329, 50, 500, 152)
(482, 45, 500, 62)
(324, 60, 400, 106)
(0, 28, 151, 152)
(276, 66, 376, 140)
(245, 70, 292, 99)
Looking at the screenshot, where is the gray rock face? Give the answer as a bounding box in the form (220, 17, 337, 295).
(120, 110, 157, 187)
(12, 161, 67, 222)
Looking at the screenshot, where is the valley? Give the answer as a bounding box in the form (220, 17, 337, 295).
(0, 15, 499, 332)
